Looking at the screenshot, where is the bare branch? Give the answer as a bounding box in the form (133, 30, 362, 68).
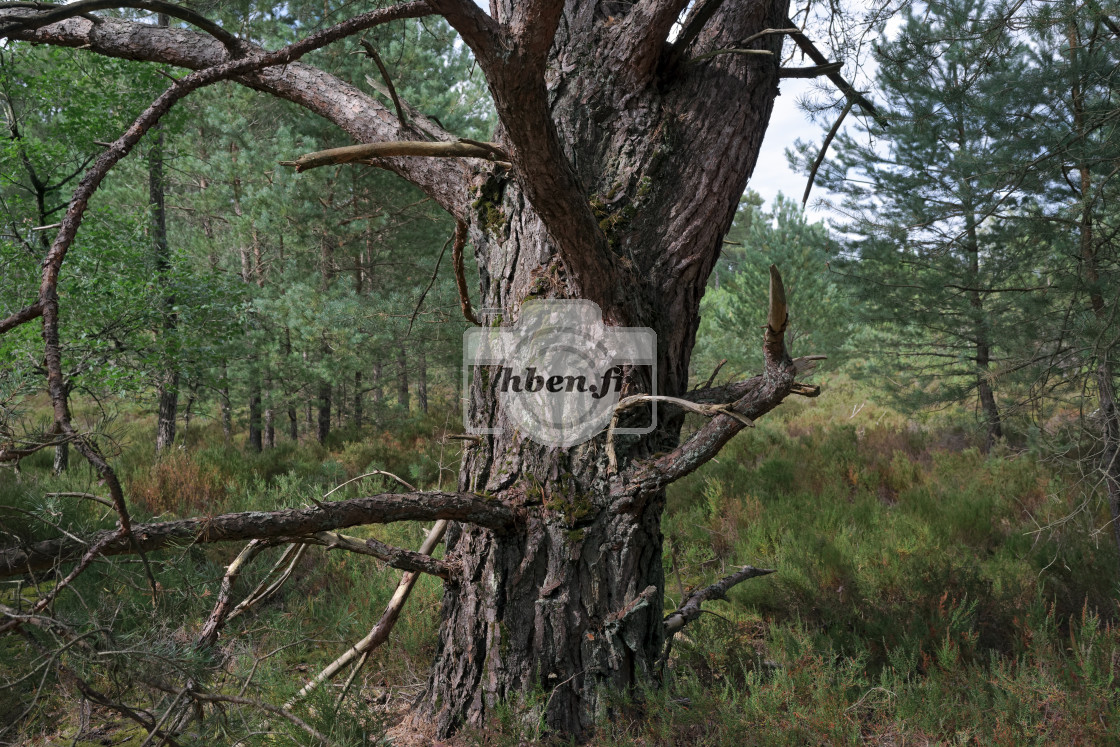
(614, 267, 804, 506)
(663, 565, 774, 635)
(779, 62, 844, 78)
(451, 218, 479, 325)
(283, 140, 510, 172)
(786, 19, 887, 129)
(284, 531, 455, 578)
(357, 38, 406, 128)
(0, 491, 517, 578)
(803, 98, 852, 206)
(197, 539, 271, 649)
(287, 519, 447, 706)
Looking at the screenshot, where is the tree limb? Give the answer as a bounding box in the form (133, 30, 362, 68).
(614, 267, 805, 507)
(0, 491, 517, 577)
(1, 6, 472, 216)
(0, 0, 243, 53)
(284, 140, 509, 172)
(663, 565, 774, 636)
(0, 300, 42, 335)
(785, 18, 887, 129)
(287, 519, 448, 707)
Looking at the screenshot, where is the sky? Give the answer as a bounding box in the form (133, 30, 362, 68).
(749, 76, 829, 220)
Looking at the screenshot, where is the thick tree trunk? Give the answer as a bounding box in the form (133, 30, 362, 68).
(415, 1, 791, 737)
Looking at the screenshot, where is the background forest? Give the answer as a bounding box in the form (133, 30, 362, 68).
(2, 0, 1120, 744)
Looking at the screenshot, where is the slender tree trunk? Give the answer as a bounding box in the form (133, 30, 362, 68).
(288, 406, 298, 442)
(396, 344, 409, 412)
(354, 370, 363, 428)
(220, 364, 232, 444)
(264, 378, 275, 449)
(417, 351, 428, 414)
(52, 441, 68, 475)
(317, 376, 331, 444)
(1068, 37, 1120, 569)
(963, 192, 1002, 452)
(371, 362, 383, 404)
(150, 53, 179, 454)
(248, 370, 263, 453)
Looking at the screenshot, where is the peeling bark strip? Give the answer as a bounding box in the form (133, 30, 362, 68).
(0, 492, 515, 577)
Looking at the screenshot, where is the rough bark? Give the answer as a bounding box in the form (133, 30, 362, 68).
(415, 0, 795, 737)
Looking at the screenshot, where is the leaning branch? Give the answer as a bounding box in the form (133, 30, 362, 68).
(282, 140, 510, 172)
(0, 491, 516, 577)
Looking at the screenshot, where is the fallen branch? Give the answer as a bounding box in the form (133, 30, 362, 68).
(286, 519, 447, 707)
(0, 491, 516, 578)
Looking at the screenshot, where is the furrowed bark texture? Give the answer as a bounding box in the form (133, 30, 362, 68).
(417, 0, 792, 737)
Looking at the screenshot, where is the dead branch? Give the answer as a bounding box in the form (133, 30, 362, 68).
(197, 539, 272, 649)
(282, 531, 455, 578)
(225, 543, 307, 624)
(0, 491, 516, 578)
(663, 565, 774, 636)
(803, 98, 853, 206)
(283, 140, 510, 172)
(287, 519, 447, 707)
(689, 27, 799, 63)
(607, 394, 754, 474)
(779, 61, 844, 78)
(615, 267, 804, 506)
(357, 38, 406, 128)
(785, 18, 888, 129)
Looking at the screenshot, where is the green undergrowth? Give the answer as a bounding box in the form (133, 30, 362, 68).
(2, 380, 1119, 745)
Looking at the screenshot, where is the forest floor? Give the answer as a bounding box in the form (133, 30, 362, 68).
(3, 376, 1119, 745)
